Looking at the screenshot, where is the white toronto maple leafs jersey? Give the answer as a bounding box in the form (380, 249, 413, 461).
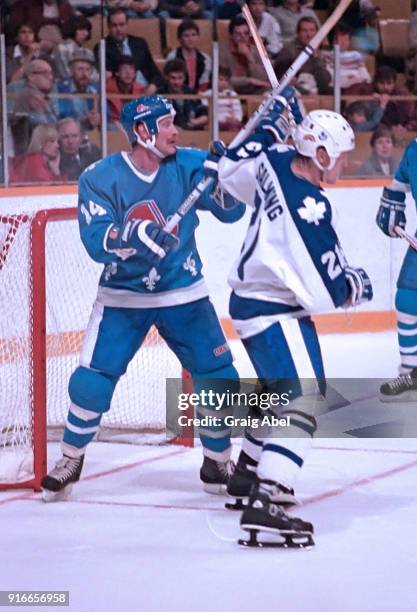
(218, 144, 350, 337)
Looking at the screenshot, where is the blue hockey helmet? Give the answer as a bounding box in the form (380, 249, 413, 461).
(120, 95, 176, 147)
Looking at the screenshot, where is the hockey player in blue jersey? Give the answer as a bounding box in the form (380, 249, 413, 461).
(217, 104, 373, 546)
(41, 95, 245, 501)
(377, 141, 417, 401)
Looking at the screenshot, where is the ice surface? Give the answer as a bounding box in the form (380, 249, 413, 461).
(1, 332, 417, 612)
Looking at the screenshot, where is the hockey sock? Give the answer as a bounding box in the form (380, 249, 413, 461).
(192, 365, 239, 460)
(241, 431, 263, 463)
(61, 403, 103, 458)
(257, 408, 316, 489)
(396, 288, 417, 373)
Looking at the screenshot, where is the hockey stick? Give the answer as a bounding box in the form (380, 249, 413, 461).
(164, 0, 353, 233)
(241, 4, 278, 90)
(395, 226, 417, 251)
(242, 6, 417, 257)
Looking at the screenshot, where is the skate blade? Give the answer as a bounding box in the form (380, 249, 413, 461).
(225, 497, 247, 511)
(239, 526, 314, 549)
(41, 483, 73, 503)
(379, 391, 417, 403)
(203, 483, 227, 495)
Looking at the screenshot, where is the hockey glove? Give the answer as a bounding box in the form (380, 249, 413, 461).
(259, 85, 298, 144)
(203, 139, 227, 179)
(204, 140, 241, 210)
(345, 267, 373, 307)
(376, 187, 406, 237)
(106, 220, 179, 266)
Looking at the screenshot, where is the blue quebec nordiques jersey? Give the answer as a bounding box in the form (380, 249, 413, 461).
(218, 145, 350, 338)
(78, 147, 244, 308)
(391, 139, 417, 203)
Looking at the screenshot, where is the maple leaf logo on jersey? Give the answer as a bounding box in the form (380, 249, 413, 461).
(297, 196, 326, 225)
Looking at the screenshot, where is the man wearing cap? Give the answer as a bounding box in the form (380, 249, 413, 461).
(54, 48, 100, 130)
(10, 58, 57, 154)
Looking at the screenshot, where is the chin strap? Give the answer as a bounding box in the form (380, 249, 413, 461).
(135, 132, 166, 159)
(312, 155, 337, 173)
(134, 125, 166, 159)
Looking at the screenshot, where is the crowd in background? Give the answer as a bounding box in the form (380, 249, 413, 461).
(1, 0, 417, 183)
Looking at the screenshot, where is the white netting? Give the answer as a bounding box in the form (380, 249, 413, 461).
(0, 211, 182, 485)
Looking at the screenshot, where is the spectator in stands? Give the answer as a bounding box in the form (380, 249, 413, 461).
(161, 59, 209, 129)
(54, 15, 96, 81)
(311, 0, 376, 31)
(219, 15, 270, 95)
(10, 59, 58, 155)
(7, 0, 74, 35)
(57, 117, 101, 180)
(98, 8, 163, 92)
(203, 65, 243, 131)
(217, 0, 241, 20)
(345, 98, 388, 132)
(107, 55, 145, 125)
(6, 24, 44, 84)
(67, 0, 101, 16)
(408, 11, 417, 93)
(106, 0, 157, 18)
(357, 126, 398, 177)
(158, 0, 210, 19)
(9, 124, 67, 183)
(321, 23, 371, 94)
(165, 20, 211, 93)
(54, 48, 100, 130)
(351, 5, 380, 55)
(274, 16, 331, 94)
(270, 0, 320, 46)
(247, 0, 283, 58)
(367, 66, 417, 135)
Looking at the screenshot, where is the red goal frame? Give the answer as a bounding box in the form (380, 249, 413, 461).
(0, 208, 193, 492)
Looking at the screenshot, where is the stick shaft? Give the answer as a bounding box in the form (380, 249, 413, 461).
(164, 0, 354, 231)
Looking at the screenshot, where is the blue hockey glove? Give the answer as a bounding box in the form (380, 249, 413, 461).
(376, 187, 406, 237)
(345, 267, 373, 307)
(259, 85, 299, 144)
(288, 94, 303, 126)
(107, 220, 179, 266)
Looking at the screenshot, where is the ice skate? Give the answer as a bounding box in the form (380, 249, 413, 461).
(380, 369, 417, 402)
(200, 455, 235, 494)
(226, 452, 297, 510)
(41, 455, 84, 502)
(239, 479, 314, 549)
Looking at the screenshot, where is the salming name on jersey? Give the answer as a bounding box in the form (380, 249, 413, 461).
(78, 147, 244, 308)
(218, 144, 350, 338)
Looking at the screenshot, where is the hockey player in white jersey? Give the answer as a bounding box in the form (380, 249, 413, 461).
(41, 95, 245, 501)
(217, 100, 373, 547)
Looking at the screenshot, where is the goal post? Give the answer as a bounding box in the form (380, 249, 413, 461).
(0, 208, 193, 491)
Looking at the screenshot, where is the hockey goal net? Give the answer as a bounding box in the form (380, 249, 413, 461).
(0, 208, 192, 491)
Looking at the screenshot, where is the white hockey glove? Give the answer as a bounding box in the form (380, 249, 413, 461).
(204, 140, 241, 210)
(345, 266, 373, 307)
(376, 187, 406, 237)
(106, 220, 179, 266)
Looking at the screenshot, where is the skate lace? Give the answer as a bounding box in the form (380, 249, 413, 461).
(218, 459, 235, 478)
(388, 375, 413, 391)
(50, 457, 80, 483)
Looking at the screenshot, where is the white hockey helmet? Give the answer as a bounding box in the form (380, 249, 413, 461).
(293, 110, 355, 170)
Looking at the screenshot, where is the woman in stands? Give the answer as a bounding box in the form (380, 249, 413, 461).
(9, 125, 67, 183)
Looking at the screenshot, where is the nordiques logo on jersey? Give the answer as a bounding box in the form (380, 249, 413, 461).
(125, 200, 179, 235)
